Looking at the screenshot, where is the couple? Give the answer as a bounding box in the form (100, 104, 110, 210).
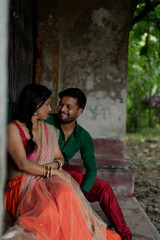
(2, 84, 130, 239)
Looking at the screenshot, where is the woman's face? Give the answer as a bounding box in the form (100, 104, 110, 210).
(36, 97, 52, 120)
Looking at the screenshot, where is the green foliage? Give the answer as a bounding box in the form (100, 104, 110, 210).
(126, 124, 160, 141)
(127, 3, 160, 132)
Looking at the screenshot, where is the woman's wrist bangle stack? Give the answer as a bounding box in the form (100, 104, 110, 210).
(43, 159, 63, 177)
(53, 159, 63, 170)
(44, 165, 52, 178)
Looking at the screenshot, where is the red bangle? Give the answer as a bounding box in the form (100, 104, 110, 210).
(49, 167, 51, 177)
(45, 165, 48, 177)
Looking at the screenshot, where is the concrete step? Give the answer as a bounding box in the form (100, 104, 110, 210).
(96, 158, 136, 197)
(91, 197, 160, 240)
(71, 154, 136, 197)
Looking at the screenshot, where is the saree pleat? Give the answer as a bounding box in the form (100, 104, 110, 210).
(5, 175, 23, 219)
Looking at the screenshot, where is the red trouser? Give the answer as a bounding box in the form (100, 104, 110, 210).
(63, 165, 132, 240)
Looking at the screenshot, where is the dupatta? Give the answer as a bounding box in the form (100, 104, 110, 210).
(1, 122, 107, 240)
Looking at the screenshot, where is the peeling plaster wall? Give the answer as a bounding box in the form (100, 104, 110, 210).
(59, 0, 136, 144)
(36, 0, 59, 112)
(82, 89, 127, 138)
(36, 0, 137, 160)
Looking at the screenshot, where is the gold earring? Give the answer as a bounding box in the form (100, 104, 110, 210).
(34, 112, 37, 116)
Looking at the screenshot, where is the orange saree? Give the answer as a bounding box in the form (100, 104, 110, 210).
(2, 122, 121, 240)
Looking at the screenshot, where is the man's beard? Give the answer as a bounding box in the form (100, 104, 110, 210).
(58, 112, 76, 124)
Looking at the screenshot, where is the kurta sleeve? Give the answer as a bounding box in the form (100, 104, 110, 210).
(80, 131, 97, 193)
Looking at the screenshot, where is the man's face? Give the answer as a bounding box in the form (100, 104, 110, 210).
(57, 96, 82, 124)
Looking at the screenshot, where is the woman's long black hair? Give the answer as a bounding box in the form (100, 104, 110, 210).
(15, 84, 52, 154)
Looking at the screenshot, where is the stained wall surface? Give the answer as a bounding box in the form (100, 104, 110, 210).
(58, 0, 136, 159)
(37, 0, 137, 160)
(36, 0, 59, 112)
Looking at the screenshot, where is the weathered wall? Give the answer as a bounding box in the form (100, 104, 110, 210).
(36, 0, 137, 161)
(8, 0, 34, 106)
(59, 0, 133, 137)
(36, 0, 59, 112)
(58, 0, 137, 160)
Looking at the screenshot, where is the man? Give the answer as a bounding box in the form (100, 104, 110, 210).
(45, 88, 132, 240)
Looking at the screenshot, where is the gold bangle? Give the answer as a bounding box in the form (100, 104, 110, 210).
(47, 166, 50, 178)
(53, 159, 63, 170)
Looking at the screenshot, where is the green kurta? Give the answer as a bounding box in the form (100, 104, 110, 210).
(45, 114, 97, 193)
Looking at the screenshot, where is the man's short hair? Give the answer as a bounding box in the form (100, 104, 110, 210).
(59, 88, 87, 109)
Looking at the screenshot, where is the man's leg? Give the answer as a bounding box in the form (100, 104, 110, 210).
(86, 178, 132, 240)
(62, 165, 83, 185)
(63, 165, 132, 240)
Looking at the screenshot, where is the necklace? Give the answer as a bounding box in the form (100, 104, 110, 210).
(32, 124, 38, 131)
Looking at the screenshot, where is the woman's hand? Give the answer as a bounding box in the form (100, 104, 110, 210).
(47, 162, 60, 169)
(52, 169, 71, 183)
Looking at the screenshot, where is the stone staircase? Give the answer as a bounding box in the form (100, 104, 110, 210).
(70, 138, 160, 239)
(96, 158, 136, 197)
(91, 197, 160, 240)
(70, 138, 137, 197)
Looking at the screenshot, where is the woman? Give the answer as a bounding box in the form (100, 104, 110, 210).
(2, 84, 121, 240)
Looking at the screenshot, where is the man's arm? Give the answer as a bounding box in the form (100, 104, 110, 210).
(45, 115, 97, 193)
(80, 130, 97, 194)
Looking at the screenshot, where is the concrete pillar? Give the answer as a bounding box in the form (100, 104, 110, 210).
(59, 0, 134, 162)
(0, 0, 9, 236)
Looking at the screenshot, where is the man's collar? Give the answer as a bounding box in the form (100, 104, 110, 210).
(72, 121, 77, 137)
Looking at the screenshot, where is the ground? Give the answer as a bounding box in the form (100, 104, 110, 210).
(125, 132, 160, 233)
